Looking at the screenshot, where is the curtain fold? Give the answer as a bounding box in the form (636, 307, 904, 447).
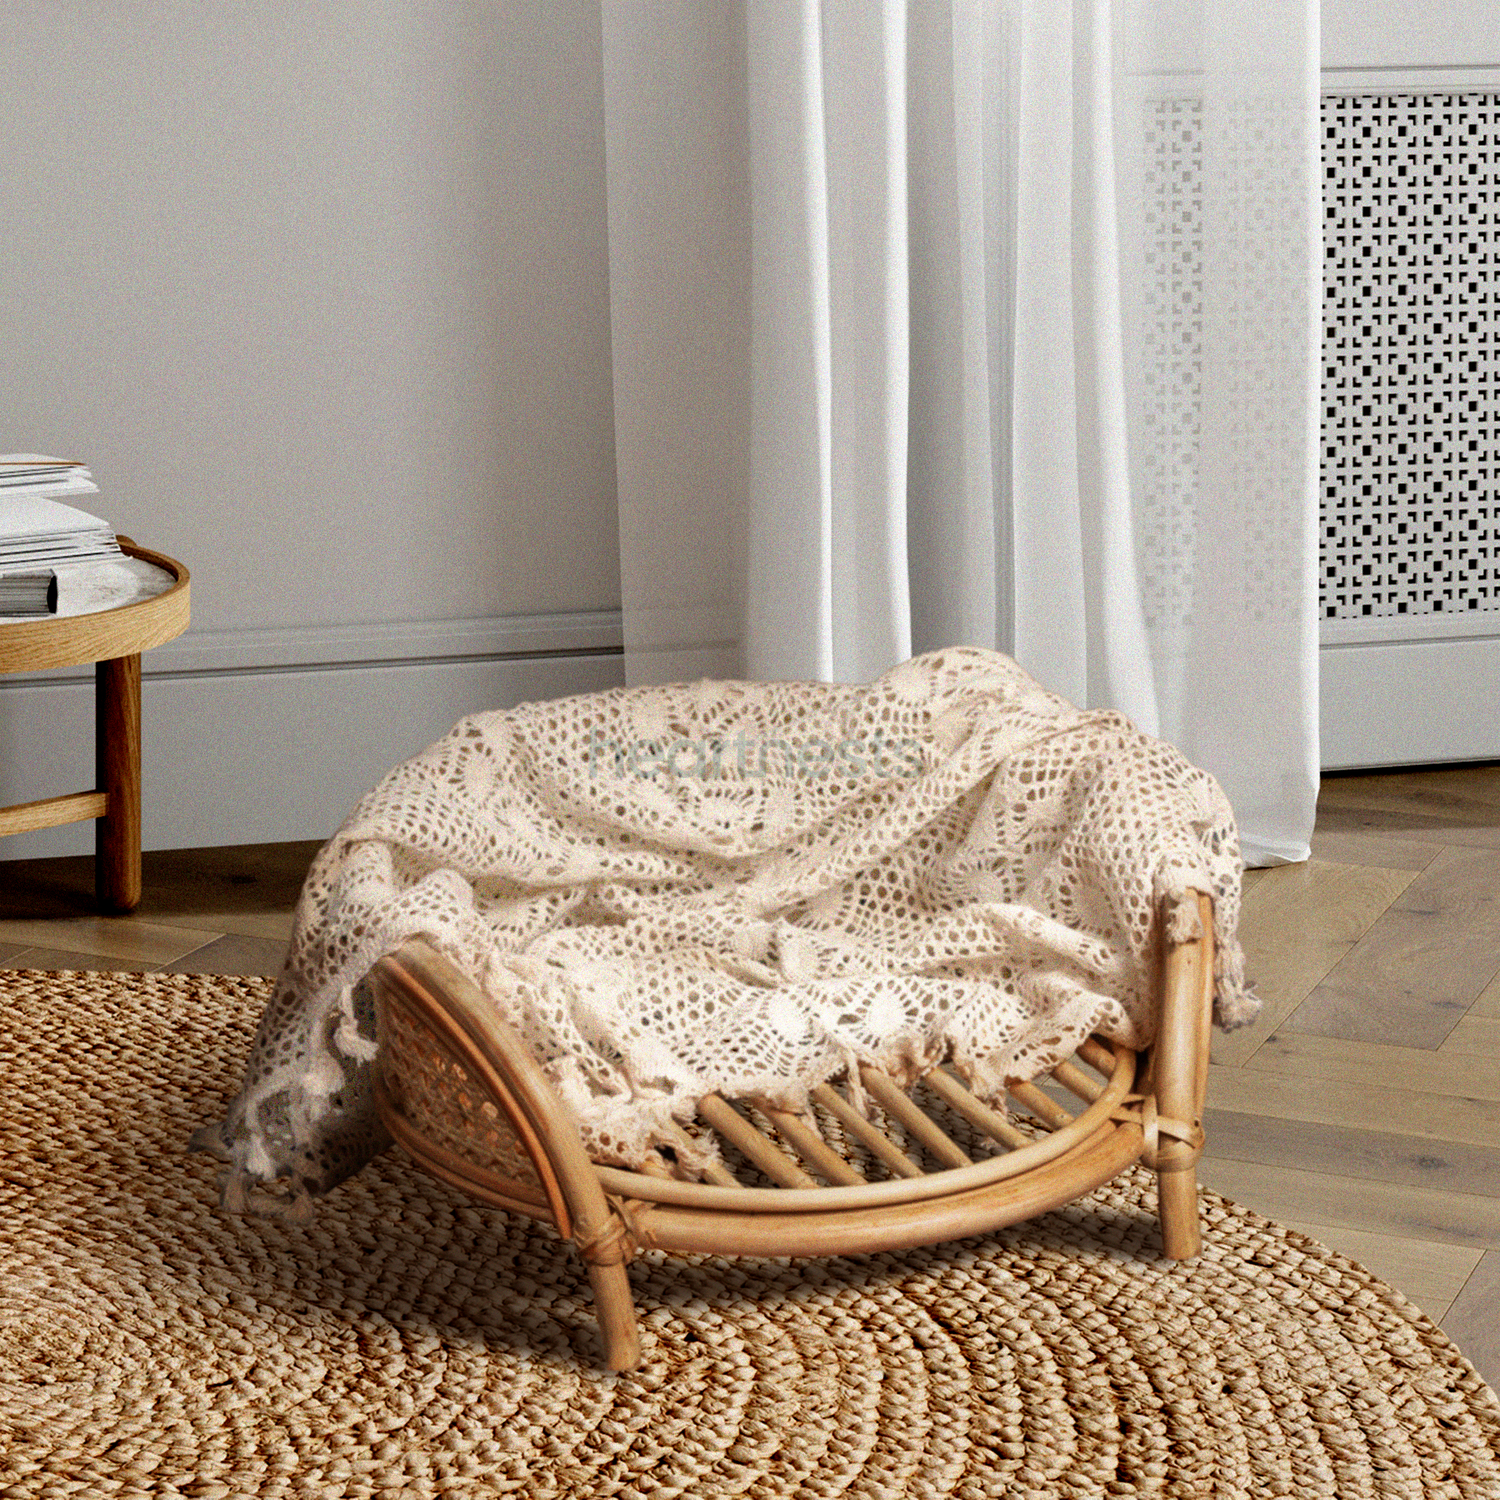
(744, 0, 914, 683)
(600, 0, 1320, 865)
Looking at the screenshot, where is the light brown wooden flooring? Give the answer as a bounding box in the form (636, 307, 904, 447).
(1206, 765, 1500, 1394)
(0, 840, 317, 975)
(2, 771, 1497, 1391)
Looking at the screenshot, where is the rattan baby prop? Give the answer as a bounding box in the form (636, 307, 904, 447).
(194, 648, 1255, 1372)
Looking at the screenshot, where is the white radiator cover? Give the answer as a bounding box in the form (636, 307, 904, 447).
(1318, 82, 1500, 767)
(1321, 90, 1498, 640)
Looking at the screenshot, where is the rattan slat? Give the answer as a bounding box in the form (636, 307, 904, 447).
(809, 1083, 924, 1179)
(860, 1067, 973, 1169)
(1076, 1037, 1117, 1076)
(698, 1095, 818, 1188)
(761, 1104, 866, 1185)
(921, 1066, 1030, 1149)
(1051, 1059, 1105, 1104)
(1007, 1080, 1075, 1131)
(571, 1046, 1136, 1209)
(661, 1121, 741, 1187)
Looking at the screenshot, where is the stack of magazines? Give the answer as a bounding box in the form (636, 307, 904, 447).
(0, 455, 121, 616)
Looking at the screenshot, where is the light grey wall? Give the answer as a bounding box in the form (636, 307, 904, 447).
(0, 1, 625, 856)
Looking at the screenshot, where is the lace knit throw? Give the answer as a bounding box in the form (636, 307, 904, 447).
(194, 647, 1257, 1211)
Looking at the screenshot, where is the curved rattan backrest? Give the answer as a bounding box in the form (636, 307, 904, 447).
(369, 941, 620, 1251)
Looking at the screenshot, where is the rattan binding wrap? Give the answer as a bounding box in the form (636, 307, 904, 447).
(369, 891, 1216, 1370)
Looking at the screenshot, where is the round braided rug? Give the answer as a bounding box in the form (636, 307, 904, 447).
(2, 970, 1496, 1499)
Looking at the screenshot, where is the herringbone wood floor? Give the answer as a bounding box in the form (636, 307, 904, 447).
(2, 767, 1496, 1390)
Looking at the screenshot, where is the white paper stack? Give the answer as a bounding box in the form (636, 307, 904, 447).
(0, 455, 102, 502)
(0, 455, 122, 575)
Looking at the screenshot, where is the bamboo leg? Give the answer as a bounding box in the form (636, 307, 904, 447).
(585, 1258, 641, 1371)
(95, 653, 142, 913)
(1157, 1171, 1201, 1260)
(1154, 891, 1215, 1260)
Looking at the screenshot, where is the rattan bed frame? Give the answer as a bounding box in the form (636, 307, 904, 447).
(367, 890, 1215, 1371)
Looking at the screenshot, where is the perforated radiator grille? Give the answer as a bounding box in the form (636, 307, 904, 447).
(1321, 92, 1498, 626)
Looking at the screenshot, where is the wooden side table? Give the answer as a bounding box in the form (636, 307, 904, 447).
(0, 539, 190, 912)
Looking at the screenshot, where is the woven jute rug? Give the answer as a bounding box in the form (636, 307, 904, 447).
(2, 970, 1497, 1499)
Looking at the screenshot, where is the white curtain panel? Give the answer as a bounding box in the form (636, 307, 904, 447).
(600, 0, 1320, 866)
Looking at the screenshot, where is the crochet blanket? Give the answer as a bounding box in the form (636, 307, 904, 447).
(193, 647, 1256, 1213)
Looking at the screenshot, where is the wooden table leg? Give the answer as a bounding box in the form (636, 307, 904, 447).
(96, 653, 143, 913)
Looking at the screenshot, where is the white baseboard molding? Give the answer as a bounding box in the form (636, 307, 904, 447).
(1321, 636, 1500, 770)
(3, 609, 625, 684)
(0, 649, 625, 860)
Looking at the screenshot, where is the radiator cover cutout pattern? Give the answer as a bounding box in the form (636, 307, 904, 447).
(1322, 92, 1497, 626)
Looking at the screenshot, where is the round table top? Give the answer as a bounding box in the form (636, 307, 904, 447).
(0, 542, 190, 673)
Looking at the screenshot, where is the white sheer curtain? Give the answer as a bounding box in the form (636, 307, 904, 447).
(600, 0, 1320, 866)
